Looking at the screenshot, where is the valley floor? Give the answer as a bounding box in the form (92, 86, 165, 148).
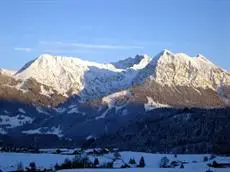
(59, 169, 230, 172)
(0, 151, 230, 172)
(0, 152, 74, 171)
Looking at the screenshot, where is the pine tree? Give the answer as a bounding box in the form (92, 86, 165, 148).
(129, 158, 136, 164)
(138, 156, 145, 167)
(159, 156, 170, 168)
(94, 158, 99, 167)
(29, 162, 36, 172)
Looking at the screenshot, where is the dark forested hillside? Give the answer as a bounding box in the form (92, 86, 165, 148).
(94, 108, 230, 154)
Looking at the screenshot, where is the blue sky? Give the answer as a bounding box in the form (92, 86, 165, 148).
(0, 0, 229, 70)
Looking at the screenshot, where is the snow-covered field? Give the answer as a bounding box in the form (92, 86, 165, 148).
(58, 169, 230, 172)
(0, 151, 230, 172)
(0, 152, 74, 171)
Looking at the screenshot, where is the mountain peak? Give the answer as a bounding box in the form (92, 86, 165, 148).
(195, 54, 218, 68)
(149, 49, 175, 66)
(196, 53, 210, 62)
(112, 54, 151, 69)
(36, 54, 67, 64)
(160, 49, 174, 56)
(37, 54, 54, 60)
(156, 49, 174, 59)
(154, 50, 214, 67)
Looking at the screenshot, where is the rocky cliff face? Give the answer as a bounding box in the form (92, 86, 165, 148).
(0, 72, 65, 106)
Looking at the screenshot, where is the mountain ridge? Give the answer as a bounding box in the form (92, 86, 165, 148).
(0, 49, 228, 108)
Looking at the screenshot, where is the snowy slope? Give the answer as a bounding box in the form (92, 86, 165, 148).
(59, 169, 230, 172)
(112, 54, 151, 69)
(135, 49, 230, 89)
(0, 115, 33, 128)
(0, 68, 16, 76)
(22, 126, 63, 137)
(144, 96, 170, 111)
(15, 54, 150, 99)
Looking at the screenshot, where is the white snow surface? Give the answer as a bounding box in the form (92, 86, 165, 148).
(1, 151, 230, 172)
(95, 108, 111, 120)
(144, 96, 170, 111)
(86, 135, 95, 140)
(22, 128, 42, 134)
(102, 90, 131, 107)
(40, 85, 54, 97)
(0, 128, 7, 134)
(0, 68, 16, 76)
(22, 126, 63, 137)
(14, 80, 28, 94)
(36, 107, 50, 115)
(0, 153, 74, 172)
(0, 115, 33, 128)
(3, 110, 10, 114)
(68, 105, 77, 109)
(60, 151, 230, 172)
(58, 168, 230, 172)
(66, 105, 86, 115)
(95, 90, 131, 119)
(130, 54, 152, 70)
(18, 108, 26, 114)
(112, 54, 151, 69)
(54, 107, 67, 113)
(67, 107, 79, 114)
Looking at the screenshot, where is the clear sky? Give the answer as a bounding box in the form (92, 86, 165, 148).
(0, 0, 229, 70)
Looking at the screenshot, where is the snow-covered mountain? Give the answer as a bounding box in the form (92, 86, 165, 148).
(0, 50, 230, 143)
(0, 49, 228, 108)
(15, 54, 151, 100)
(133, 50, 230, 87)
(97, 50, 230, 109)
(127, 50, 230, 108)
